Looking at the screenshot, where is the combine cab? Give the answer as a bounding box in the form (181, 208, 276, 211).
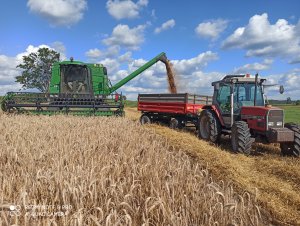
(1, 52, 171, 116)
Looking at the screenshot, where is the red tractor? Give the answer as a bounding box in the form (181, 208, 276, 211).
(138, 74, 299, 157)
(198, 74, 299, 156)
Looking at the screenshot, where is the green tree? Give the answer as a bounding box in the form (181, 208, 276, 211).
(286, 97, 292, 104)
(16, 48, 60, 92)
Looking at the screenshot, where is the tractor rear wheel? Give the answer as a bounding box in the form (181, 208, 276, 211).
(140, 114, 151, 125)
(231, 121, 253, 155)
(280, 123, 300, 157)
(198, 110, 221, 143)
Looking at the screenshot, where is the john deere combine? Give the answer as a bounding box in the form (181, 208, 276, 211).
(1, 52, 170, 116)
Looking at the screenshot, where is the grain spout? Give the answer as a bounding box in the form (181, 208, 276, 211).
(165, 60, 177, 94)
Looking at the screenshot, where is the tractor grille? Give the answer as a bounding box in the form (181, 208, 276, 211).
(267, 109, 284, 129)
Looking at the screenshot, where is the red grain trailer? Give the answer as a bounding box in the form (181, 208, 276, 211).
(138, 93, 212, 129)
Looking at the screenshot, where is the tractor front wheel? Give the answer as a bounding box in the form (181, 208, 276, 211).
(280, 123, 300, 157)
(198, 110, 221, 143)
(231, 121, 253, 155)
(140, 114, 151, 125)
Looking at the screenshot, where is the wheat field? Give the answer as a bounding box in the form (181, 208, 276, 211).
(0, 112, 270, 226)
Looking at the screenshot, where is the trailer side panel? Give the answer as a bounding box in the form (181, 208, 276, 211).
(138, 93, 212, 115)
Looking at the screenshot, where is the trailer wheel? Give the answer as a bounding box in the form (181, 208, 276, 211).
(231, 121, 253, 155)
(280, 123, 300, 157)
(198, 110, 221, 143)
(169, 118, 183, 129)
(140, 114, 151, 125)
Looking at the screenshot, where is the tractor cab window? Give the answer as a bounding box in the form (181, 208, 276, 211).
(216, 82, 265, 114)
(60, 65, 92, 94)
(250, 85, 264, 106)
(234, 83, 264, 110)
(216, 83, 231, 113)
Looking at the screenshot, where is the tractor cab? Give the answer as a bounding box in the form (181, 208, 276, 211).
(212, 74, 266, 127)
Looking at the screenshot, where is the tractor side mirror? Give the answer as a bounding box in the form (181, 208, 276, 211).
(279, 85, 284, 94)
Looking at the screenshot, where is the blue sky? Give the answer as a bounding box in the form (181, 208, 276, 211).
(0, 0, 300, 100)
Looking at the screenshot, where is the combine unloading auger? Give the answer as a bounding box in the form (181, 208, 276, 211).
(1, 52, 174, 116)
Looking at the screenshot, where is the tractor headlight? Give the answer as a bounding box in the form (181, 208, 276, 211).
(268, 122, 274, 126)
(277, 121, 283, 126)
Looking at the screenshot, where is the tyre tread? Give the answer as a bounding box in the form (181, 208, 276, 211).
(231, 121, 253, 154)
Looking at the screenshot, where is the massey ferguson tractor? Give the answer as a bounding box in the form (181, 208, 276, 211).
(138, 74, 300, 157)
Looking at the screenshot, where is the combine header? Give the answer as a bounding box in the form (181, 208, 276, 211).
(1, 52, 171, 116)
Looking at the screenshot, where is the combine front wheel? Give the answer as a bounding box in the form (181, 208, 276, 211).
(198, 110, 221, 143)
(1, 100, 8, 112)
(231, 121, 253, 155)
(280, 123, 300, 157)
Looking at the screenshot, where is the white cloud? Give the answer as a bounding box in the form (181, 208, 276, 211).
(27, 0, 87, 27)
(103, 24, 146, 50)
(109, 69, 129, 82)
(86, 46, 121, 61)
(222, 13, 300, 63)
(0, 55, 22, 86)
(290, 55, 300, 64)
(105, 46, 121, 58)
(118, 51, 132, 63)
(106, 0, 148, 20)
(172, 51, 219, 74)
(85, 48, 102, 59)
(51, 41, 67, 60)
(233, 59, 273, 74)
(195, 19, 228, 40)
(99, 58, 120, 75)
(154, 19, 176, 34)
(51, 41, 66, 54)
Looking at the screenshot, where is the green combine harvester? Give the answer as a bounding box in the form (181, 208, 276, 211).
(1, 52, 170, 116)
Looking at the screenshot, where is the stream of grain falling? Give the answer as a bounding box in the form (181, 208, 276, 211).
(165, 60, 177, 94)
